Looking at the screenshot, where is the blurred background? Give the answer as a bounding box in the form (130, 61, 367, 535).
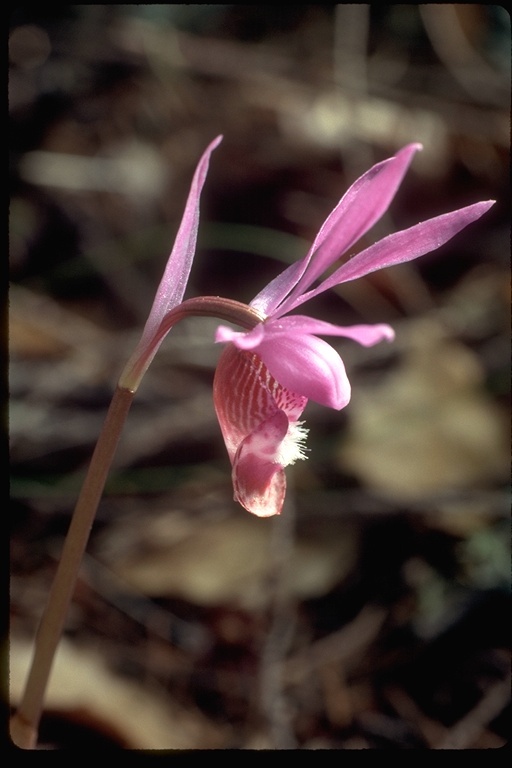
(9, 5, 510, 749)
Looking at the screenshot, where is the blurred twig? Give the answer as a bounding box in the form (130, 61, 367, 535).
(436, 674, 510, 749)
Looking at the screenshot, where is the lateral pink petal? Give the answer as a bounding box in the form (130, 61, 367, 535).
(257, 334, 351, 410)
(263, 315, 395, 346)
(289, 200, 495, 310)
(232, 410, 289, 517)
(270, 143, 422, 317)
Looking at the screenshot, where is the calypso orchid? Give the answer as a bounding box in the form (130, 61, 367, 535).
(119, 136, 494, 519)
(213, 143, 495, 517)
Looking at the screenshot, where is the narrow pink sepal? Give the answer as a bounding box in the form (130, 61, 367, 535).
(286, 200, 496, 312)
(120, 136, 222, 390)
(253, 143, 422, 317)
(138, 135, 222, 347)
(259, 315, 396, 346)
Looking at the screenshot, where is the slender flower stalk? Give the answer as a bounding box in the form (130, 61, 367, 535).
(10, 386, 134, 749)
(11, 135, 494, 747)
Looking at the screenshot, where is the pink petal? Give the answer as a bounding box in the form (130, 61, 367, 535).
(288, 200, 496, 311)
(138, 136, 222, 347)
(216, 316, 394, 364)
(232, 410, 288, 517)
(120, 137, 222, 390)
(330, 323, 395, 346)
(257, 333, 351, 409)
(254, 143, 422, 317)
(261, 315, 395, 346)
(215, 323, 265, 349)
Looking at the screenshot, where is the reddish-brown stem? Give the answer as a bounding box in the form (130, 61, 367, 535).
(10, 386, 134, 749)
(119, 296, 264, 392)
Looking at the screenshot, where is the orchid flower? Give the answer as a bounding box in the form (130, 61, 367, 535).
(118, 136, 493, 519)
(213, 143, 495, 517)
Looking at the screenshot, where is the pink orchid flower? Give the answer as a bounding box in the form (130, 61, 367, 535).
(213, 143, 495, 517)
(119, 136, 493, 519)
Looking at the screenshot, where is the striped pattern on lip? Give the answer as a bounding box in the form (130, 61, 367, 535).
(213, 345, 308, 517)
